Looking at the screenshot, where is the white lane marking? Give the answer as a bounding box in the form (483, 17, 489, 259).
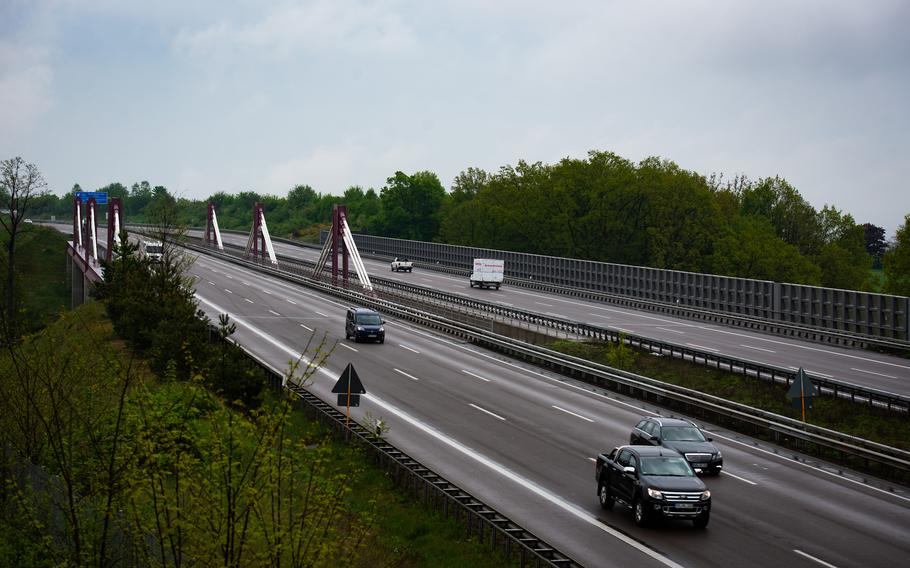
(339, 343, 358, 352)
(552, 405, 595, 423)
(720, 470, 757, 486)
(224, 288, 233, 294)
(850, 367, 898, 379)
(244, 298, 254, 304)
(695, 325, 910, 371)
(810, 371, 833, 378)
(421, 278, 433, 282)
(225, 275, 233, 279)
(498, 302, 514, 307)
(740, 344, 776, 353)
(686, 343, 719, 352)
(399, 344, 421, 354)
(545, 312, 567, 319)
(469, 403, 506, 421)
(709, 430, 910, 505)
(268, 310, 281, 317)
(793, 549, 840, 568)
(615, 328, 635, 334)
(208, 281, 215, 285)
(242, 281, 251, 286)
(286, 299, 297, 305)
(394, 368, 420, 381)
(462, 369, 492, 382)
(263, 289, 272, 295)
(197, 284, 907, 513)
(535, 302, 553, 307)
(198, 290, 684, 566)
(314, 311, 329, 317)
(396, 322, 663, 417)
(589, 313, 611, 318)
(657, 327, 685, 334)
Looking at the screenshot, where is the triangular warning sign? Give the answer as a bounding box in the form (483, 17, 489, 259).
(786, 367, 818, 409)
(332, 363, 366, 394)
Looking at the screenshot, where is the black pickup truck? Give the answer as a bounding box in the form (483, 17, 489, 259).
(595, 445, 711, 528)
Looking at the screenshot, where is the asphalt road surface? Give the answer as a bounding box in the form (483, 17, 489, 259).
(184, 248, 910, 568)
(199, 230, 910, 399)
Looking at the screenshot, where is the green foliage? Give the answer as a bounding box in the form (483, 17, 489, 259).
(0, 224, 70, 335)
(28, 148, 899, 292)
(95, 233, 264, 408)
(883, 214, 910, 296)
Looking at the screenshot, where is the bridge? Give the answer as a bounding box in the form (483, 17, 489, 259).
(59, 198, 910, 568)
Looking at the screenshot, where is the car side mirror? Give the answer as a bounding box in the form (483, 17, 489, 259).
(649, 435, 660, 444)
(623, 466, 636, 475)
(707, 437, 713, 442)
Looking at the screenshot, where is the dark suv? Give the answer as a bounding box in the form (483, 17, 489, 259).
(630, 417, 723, 475)
(345, 308, 385, 343)
(595, 445, 711, 528)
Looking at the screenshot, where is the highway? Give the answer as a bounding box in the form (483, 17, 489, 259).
(185, 247, 910, 568)
(201, 230, 910, 398)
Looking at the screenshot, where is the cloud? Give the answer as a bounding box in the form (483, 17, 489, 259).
(174, 0, 417, 60)
(265, 139, 427, 194)
(0, 40, 53, 137)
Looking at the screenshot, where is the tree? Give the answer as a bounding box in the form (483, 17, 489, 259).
(863, 223, 887, 269)
(0, 156, 49, 341)
(883, 214, 910, 296)
(378, 171, 447, 241)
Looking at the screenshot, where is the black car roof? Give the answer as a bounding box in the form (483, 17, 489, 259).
(644, 417, 696, 428)
(618, 445, 685, 458)
(349, 307, 379, 314)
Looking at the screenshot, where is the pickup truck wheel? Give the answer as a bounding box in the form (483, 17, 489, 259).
(693, 512, 709, 529)
(598, 482, 614, 510)
(633, 499, 649, 527)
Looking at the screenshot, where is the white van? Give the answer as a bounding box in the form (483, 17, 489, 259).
(469, 258, 504, 289)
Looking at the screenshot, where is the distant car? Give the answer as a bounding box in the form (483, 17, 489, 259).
(630, 417, 723, 475)
(390, 257, 413, 272)
(24, 219, 34, 224)
(344, 307, 385, 343)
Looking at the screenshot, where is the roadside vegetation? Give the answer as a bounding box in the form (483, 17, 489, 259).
(547, 339, 910, 451)
(24, 150, 909, 295)
(0, 227, 515, 567)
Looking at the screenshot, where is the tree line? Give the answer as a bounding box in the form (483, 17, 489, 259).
(17, 150, 910, 295)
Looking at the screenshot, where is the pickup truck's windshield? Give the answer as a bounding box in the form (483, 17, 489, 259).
(640, 457, 694, 477)
(661, 426, 706, 442)
(356, 314, 382, 325)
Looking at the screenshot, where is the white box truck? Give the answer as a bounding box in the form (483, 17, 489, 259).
(469, 258, 504, 289)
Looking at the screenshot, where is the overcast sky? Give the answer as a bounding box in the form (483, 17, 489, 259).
(2, 0, 908, 235)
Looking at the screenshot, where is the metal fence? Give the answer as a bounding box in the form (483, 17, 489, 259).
(337, 232, 910, 342)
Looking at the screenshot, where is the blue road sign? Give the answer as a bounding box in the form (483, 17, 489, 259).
(75, 191, 109, 205)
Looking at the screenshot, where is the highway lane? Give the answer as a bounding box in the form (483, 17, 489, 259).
(198, 230, 910, 398)
(186, 249, 910, 568)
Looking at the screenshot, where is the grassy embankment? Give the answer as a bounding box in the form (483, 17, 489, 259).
(0, 226, 515, 567)
(548, 339, 910, 451)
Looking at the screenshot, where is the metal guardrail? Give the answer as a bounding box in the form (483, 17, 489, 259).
(186, 241, 910, 484)
(203, 238, 910, 415)
(222, 327, 579, 567)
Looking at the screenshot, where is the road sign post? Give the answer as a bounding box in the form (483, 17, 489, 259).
(332, 363, 366, 427)
(786, 367, 818, 421)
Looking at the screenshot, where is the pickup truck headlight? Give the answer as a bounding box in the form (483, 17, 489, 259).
(715, 450, 722, 459)
(378, 327, 385, 332)
(356, 326, 365, 331)
(647, 488, 664, 500)
(700, 490, 711, 500)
